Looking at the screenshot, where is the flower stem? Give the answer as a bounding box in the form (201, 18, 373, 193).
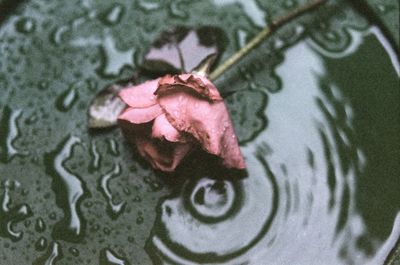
(209, 0, 327, 81)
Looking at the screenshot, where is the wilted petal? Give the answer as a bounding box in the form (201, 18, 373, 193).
(156, 74, 223, 101)
(118, 72, 245, 172)
(119, 79, 160, 108)
(118, 104, 163, 124)
(157, 88, 245, 169)
(135, 136, 193, 172)
(152, 113, 184, 142)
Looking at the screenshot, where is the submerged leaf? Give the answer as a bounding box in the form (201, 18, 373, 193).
(88, 81, 132, 129)
(142, 26, 228, 74)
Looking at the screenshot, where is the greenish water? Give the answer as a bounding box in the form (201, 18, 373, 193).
(0, 0, 399, 264)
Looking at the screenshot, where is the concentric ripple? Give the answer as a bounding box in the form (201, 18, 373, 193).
(147, 152, 279, 264)
(186, 178, 237, 222)
(146, 28, 400, 265)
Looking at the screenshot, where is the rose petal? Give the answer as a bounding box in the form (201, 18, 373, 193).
(158, 90, 245, 169)
(135, 137, 193, 172)
(119, 79, 160, 108)
(118, 73, 245, 172)
(118, 104, 163, 124)
(152, 113, 184, 142)
(156, 74, 223, 101)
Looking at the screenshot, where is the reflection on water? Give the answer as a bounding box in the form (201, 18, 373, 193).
(146, 29, 400, 265)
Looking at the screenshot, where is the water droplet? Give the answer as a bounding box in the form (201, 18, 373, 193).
(239, 66, 252, 80)
(100, 4, 125, 26)
(68, 247, 80, 257)
(123, 187, 131, 195)
(50, 26, 69, 46)
(282, 0, 297, 9)
(107, 138, 119, 156)
(24, 219, 32, 228)
(136, 216, 144, 225)
(143, 176, 162, 192)
(375, 3, 389, 14)
(84, 200, 93, 208)
(103, 227, 111, 235)
(0, 180, 33, 241)
(168, 1, 188, 19)
(49, 212, 57, 220)
(99, 248, 130, 265)
(35, 237, 48, 251)
(35, 218, 46, 233)
(323, 30, 341, 42)
(38, 81, 49, 91)
(137, 0, 161, 12)
(0, 106, 29, 162)
(133, 196, 142, 202)
(33, 241, 63, 265)
(91, 224, 100, 232)
(98, 164, 126, 219)
(236, 28, 248, 48)
(55, 82, 83, 112)
(44, 135, 89, 242)
(89, 140, 101, 172)
(15, 17, 36, 34)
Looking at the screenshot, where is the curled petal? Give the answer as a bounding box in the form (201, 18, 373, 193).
(156, 74, 223, 101)
(135, 137, 193, 172)
(152, 113, 185, 142)
(118, 73, 245, 172)
(118, 104, 163, 124)
(119, 79, 160, 108)
(158, 91, 245, 169)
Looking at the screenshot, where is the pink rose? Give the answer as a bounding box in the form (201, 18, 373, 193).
(118, 73, 246, 172)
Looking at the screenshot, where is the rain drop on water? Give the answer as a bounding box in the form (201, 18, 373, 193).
(15, 17, 36, 34)
(100, 4, 125, 26)
(55, 82, 84, 112)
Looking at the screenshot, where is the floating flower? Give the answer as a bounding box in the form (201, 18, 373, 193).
(118, 73, 246, 172)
